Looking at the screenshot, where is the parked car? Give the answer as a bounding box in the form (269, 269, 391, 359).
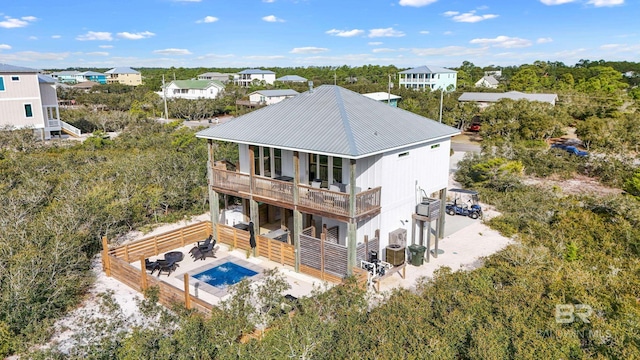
(468, 123, 481, 132)
(551, 143, 588, 157)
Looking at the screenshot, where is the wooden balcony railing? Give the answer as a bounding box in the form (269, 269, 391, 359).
(211, 169, 381, 219)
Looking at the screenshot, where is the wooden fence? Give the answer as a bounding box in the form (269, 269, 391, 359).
(108, 221, 212, 261)
(216, 224, 296, 268)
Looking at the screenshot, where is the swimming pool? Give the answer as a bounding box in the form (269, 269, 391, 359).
(192, 261, 258, 288)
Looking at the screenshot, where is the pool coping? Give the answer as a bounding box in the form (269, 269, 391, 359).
(181, 257, 266, 298)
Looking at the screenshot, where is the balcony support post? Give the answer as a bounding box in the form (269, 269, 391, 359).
(293, 151, 301, 272)
(347, 159, 357, 274)
(208, 140, 220, 240)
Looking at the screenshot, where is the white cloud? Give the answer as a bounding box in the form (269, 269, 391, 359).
(153, 48, 192, 55)
(263, 0, 275, 2)
(29, 36, 37, 40)
(368, 42, 383, 45)
(262, 15, 285, 22)
(173, 0, 201, 2)
(587, 0, 623, 6)
(117, 31, 156, 40)
(196, 53, 235, 60)
(326, 29, 364, 37)
(0, 51, 70, 62)
(444, 10, 498, 23)
(85, 52, 109, 56)
(411, 45, 488, 57)
(76, 31, 113, 41)
(368, 27, 405, 38)
(419, 30, 430, 35)
(99, 45, 113, 48)
(443, 31, 453, 35)
(198, 16, 219, 23)
(21, 16, 37, 21)
(539, 0, 577, 4)
(0, 16, 32, 29)
(537, 37, 553, 44)
(372, 48, 397, 53)
(290, 47, 329, 54)
(470, 35, 532, 48)
(399, 0, 438, 7)
(51, 35, 61, 39)
(0, 44, 11, 50)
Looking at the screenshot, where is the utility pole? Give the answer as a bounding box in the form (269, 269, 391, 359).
(334, 72, 337, 86)
(388, 74, 392, 106)
(162, 74, 169, 120)
(438, 89, 443, 123)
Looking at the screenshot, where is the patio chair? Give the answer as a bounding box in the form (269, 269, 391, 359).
(154, 259, 178, 277)
(145, 258, 160, 273)
(191, 239, 218, 261)
(190, 235, 213, 259)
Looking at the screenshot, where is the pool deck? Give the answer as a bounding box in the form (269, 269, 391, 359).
(134, 241, 330, 307)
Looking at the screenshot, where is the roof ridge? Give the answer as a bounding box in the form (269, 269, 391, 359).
(334, 86, 358, 155)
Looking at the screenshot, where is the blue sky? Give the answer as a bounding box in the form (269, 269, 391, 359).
(0, 0, 637, 69)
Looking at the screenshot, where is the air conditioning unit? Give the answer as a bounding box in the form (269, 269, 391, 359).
(389, 228, 407, 248)
(385, 244, 406, 266)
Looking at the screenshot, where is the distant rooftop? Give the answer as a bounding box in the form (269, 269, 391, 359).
(51, 70, 81, 76)
(250, 89, 299, 97)
(0, 63, 39, 73)
(38, 74, 56, 83)
(458, 91, 558, 104)
(239, 69, 275, 75)
(105, 67, 140, 74)
(79, 71, 106, 76)
(169, 79, 225, 89)
(277, 75, 307, 82)
(399, 66, 457, 74)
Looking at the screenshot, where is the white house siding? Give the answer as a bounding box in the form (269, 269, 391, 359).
(355, 139, 451, 250)
(0, 73, 45, 130)
(238, 144, 250, 174)
(248, 94, 292, 105)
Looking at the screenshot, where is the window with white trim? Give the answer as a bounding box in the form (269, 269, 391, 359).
(24, 104, 33, 117)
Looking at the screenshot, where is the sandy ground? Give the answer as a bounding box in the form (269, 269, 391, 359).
(43, 150, 513, 353)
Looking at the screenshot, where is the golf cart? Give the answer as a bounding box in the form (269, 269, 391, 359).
(446, 188, 482, 219)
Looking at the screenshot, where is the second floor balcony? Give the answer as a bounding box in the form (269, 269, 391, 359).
(211, 168, 381, 221)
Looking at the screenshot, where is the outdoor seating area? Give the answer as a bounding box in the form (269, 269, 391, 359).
(189, 235, 219, 261)
(145, 251, 184, 277)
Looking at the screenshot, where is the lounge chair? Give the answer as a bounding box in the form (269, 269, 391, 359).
(145, 258, 159, 273)
(190, 239, 218, 261)
(154, 259, 178, 276)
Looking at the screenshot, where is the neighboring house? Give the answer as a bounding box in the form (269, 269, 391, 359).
(484, 70, 502, 78)
(399, 66, 457, 91)
(197, 72, 234, 83)
(50, 70, 81, 84)
(196, 85, 459, 279)
(75, 71, 107, 85)
(276, 75, 308, 83)
(362, 92, 402, 107)
(0, 64, 63, 139)
(248, 89, 299, 105)
(72, 81, 100, 91)
(458, 91, 559, 109)
(475, 75, 499, 89)
(105, 67, 142, 86)
(235, 69, 276, 87)
(159, 79, 225, 99)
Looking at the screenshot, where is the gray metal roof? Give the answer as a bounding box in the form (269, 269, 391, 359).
(38, 74, 56, 83)
(458, 91, 558, 104)
(0, 63, 39, 73)
(52, 70, 81, 76)
(105, 67, 139, 74)
(239, 69, 275, 75)
(250, 89, 299, 97)
(476, 75, 499, 86)
(363, 92, 401, 101)
(79, 71, 105, 76)
(399, 65, 457, 74)
(277, 75, 307, 82)
(197, 85, 459, 159)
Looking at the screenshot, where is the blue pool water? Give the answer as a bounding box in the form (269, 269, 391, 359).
(193, 262, 258, 288)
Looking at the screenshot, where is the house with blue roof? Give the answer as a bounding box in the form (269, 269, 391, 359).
(75, 71, 107, 85)
(399, 65, 458, 91)
(196, 85, 459, 280)
(235, 69, 276, 87)
(50, 70, 81, 84)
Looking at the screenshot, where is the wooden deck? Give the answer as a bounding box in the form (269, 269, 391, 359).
(211, 168, 381, 221)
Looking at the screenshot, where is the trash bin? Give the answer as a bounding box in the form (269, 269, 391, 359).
(408, 244, 426, 266)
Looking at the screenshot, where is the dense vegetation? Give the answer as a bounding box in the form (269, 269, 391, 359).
(2, 59, 638, 358)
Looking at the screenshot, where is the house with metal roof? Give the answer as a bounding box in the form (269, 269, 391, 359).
(399, 65, 457, 91)
(248, 89, 299, 105)
(196, 85, 459, 280)
(159, 79, 225, 100)
(474, 75, 499, 89)
(276, 75, 308, 83)
(362, 92, 402, 107)
(0, 64, 81, 139)
(50, 70, 81, 84)
(74, 71, 107, 85)
(197, 72, 234, 83)
(234, 69, 276, 87)
(458, 91, 558, 108)
(105, 67, 142, 86)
